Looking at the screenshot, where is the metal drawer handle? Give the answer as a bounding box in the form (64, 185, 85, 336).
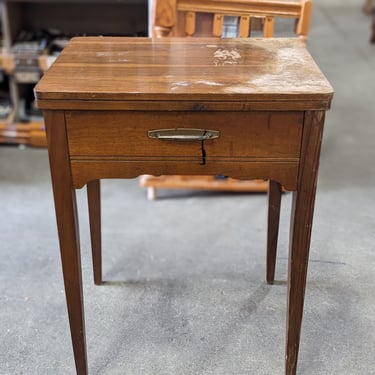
(148, 128, 220, 141)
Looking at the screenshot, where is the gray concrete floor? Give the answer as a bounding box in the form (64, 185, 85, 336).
(1, 1, 375, 374)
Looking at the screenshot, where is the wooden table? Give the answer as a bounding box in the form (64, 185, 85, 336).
(34, 37, 333, 375)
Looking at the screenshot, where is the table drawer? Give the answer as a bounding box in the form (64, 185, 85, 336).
(66, 111, 303, 161)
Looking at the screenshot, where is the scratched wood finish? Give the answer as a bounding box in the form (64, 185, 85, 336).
(34, 37, 332, 108)
(148, 0, 310, 200)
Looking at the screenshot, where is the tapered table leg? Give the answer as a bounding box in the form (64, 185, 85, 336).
(285, 111, 325, 375)
(87, 180, 102, 285)
(267, 180, 282, 284)
(45, 110, 88, 375)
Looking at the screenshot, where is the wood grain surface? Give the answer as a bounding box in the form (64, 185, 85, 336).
(35, 37, 333, 108)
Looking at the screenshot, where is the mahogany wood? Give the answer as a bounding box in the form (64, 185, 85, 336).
(35, 38, 332, 105)
(35, 37, 333, 375)
(267, 180, 282, 284)
(87, 180, 102, 285)
(70, 159, 299, 191)
(44, 110, 88, 375)
(66, 111, 303, 158)
(286, 110, 325, 373)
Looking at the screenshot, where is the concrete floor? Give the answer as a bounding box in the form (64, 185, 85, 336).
(1, 1, 375, 374)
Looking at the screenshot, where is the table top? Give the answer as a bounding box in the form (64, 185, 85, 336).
(34, 37, 333, 110)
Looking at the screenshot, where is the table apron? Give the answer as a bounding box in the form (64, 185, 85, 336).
(70, 159, 299, 190)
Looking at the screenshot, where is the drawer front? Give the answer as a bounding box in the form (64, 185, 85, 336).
(66, 111, 303, 161)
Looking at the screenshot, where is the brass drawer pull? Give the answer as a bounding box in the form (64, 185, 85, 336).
(148, 128, 220, 141)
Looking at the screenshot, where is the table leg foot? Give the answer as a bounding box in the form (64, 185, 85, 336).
(87, 179, 102, 285)
(266, 180, 282, 284)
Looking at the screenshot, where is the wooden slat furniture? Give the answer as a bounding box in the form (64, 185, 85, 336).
(0, 121, 47, 146)
(153, 0, 312, 39)
(34, 37, 333, 375)
(142, 0, 312, 199)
